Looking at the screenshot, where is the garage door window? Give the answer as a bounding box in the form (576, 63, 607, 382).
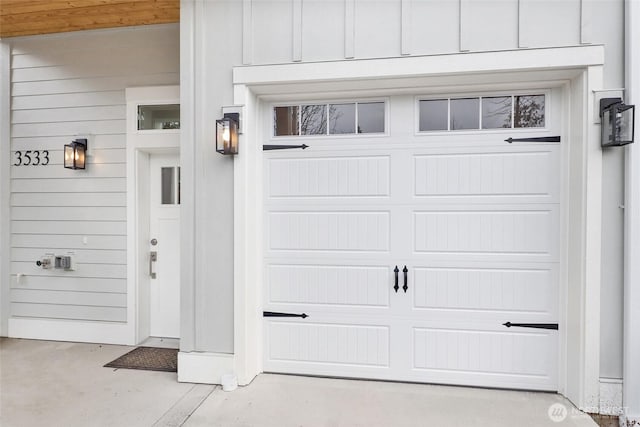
(451, 98, 480, 130)
(329, 103, 356, 134)
(482, 96, 512, 129)
(419, 94, 545, 132)
(514, 95, 545, 128)
(274, 101, 385, 136)
(274, 106, 299, 136)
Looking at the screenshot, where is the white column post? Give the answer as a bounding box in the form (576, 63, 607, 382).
(623, 0, 640, 425)
(179, 0, 198, 352)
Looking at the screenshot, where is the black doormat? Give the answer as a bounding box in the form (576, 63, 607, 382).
(104, 347, 178, 372)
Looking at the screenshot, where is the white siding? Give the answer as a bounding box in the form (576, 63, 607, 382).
(410, 0, 460, 55)
(245, 0, 622, 65)
(460, 0, 519, 52)
(252, 0, 293, 65)
(354, 0, 401, 58)
(519, 0, 581, 48)
(301, 1, 345, 61)
(9, 24, 179, 324)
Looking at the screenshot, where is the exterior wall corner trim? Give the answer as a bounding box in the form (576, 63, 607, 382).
(0, 41, 11, 337)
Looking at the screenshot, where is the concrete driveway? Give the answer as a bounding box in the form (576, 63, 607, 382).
(185, 373, 596, 427)
(0, 338, 596, 427)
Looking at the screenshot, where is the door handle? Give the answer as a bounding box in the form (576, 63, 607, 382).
(393, 266, 399, 293)
(403, 266, 408, 293)
(149, 251, 157, 279)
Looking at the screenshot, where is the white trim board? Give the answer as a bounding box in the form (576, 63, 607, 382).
(178, 351, 235, 384)
(230, 45, 604, 410)
(598, 378, 623, 416)
(233, 45, 604, 86)
(8, 318, 133, 345)
(179, 0, 197, 353)
(623, 0, 640, 425)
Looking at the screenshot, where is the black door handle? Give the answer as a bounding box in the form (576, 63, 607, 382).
(403, 266, 408, 293)
(393, 266, 399, 293)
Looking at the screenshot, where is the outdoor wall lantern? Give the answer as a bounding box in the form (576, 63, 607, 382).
(64, 138, 87, 170)
(600, 98, 635, 147)
(216, 112, 239, 155)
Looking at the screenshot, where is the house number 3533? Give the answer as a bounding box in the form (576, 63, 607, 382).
(13, 150, 50, 166)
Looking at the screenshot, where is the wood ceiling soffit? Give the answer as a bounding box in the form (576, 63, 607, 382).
(0, 0, 179, 38)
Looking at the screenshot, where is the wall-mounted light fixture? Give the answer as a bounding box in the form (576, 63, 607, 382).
(600, 98, 635, 147)
(216, 112, 239, 155)
(64, 138, 87, 169)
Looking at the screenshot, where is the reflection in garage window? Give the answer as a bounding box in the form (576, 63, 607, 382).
(419, 99, 448, 131)
(273, 101, 385, 136)
(274, 106, 299, 136)
(450, 98, 479, 130)
(301, 105, 327, 135)
(482, 97, 512, 129)
(515, 95, 545, 128)
(329, 103, 356, 134)
(418, 93, 546, 132)
(357, 102, 385, 133)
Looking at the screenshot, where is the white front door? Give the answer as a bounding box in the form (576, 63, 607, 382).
(149, 152, 181, 338)
(263, 94, 561, 391)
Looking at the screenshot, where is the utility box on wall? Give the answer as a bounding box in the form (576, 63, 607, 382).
(54, 255, 75, 271)
(37, 254, 75, 271)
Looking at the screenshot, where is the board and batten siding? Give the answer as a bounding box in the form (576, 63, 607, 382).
(9, 24, 179, 324)
(246, 0, 623, 85)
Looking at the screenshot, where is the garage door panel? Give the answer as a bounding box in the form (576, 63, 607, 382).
(266, 321, 390, 368)
(263, 96, 560, 391)
(412, 327, 556, 384)
(414, 150, 558, 200)
(269, 211, 390, 252)
(267, 155, 390, 198)
(267, 264, 390, 307)
(406, 371, 556, 391)
(412, 266, 556, 314)
(414, 210, 554, 256)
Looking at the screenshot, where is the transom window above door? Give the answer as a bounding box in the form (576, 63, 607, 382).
(419, 94, 546, 132)
(138, 104, 180, 130)
(273, 101, 385, 136)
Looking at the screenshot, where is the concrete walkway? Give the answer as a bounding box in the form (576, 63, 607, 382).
(0, 338, 213, 427)
(0, 338, 596, 427)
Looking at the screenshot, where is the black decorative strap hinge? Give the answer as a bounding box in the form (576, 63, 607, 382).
(503, 322, 558, 330)
(263, 144, 309, 151)
(505, 136, 561, 144)
(263, 311, 308, 319)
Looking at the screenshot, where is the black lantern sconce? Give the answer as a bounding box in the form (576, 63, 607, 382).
(600, 98, 635, 147)
(216, 112, 240, 155)
(64, 138, 87, 170)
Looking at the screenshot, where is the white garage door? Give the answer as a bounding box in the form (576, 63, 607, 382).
(263, 94, 560, 391)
